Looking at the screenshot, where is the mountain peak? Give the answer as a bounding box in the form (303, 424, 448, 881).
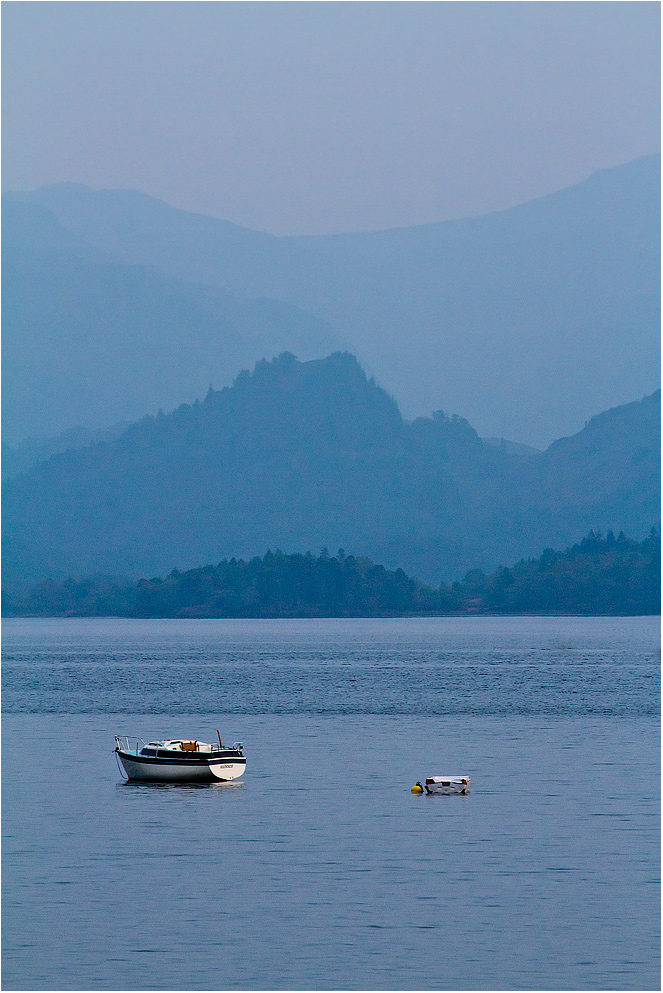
(201, 351, 403, 443)
(5, 154, 659, 447)
(3, 355, 658, 591)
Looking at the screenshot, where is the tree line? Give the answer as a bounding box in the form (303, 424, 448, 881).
(4, 529, 659, 618)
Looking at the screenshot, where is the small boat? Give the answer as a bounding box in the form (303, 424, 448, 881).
(414, 776, 470, 795)
(114, 733, 246, 783)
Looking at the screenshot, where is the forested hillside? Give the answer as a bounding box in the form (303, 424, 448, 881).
(6, 531, 658, 618)
(3, 353, 659, 591)
(455, 530, 660, 616)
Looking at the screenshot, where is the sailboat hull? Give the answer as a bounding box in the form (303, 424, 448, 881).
(116, 745, 246, 782)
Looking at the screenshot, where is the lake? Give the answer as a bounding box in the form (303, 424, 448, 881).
(2, 615, 660, 990)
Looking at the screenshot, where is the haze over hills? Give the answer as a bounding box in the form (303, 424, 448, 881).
(4, 160, 659, 594)
(7, 154, 659, 448)
(2, 198, 344, 444)
(3, 353, 659, 593)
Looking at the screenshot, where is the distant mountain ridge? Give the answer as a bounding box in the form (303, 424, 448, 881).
(2, 198, 344, 444)
(3, 352, 659, 591)
(2, 423, 130, 481)
(7, 153, 659, 447)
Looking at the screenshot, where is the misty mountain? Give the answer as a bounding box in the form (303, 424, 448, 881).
(11, 154, 660, 448)
(3, 353, 659, 592)
(2, 198, 344, 444)
(2, 423, 130, 481)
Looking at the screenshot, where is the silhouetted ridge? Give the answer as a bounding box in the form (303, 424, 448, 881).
(10, 155, 658, 447)
(118, 352, 404, 456)
(2, 355, 659, 591)
(204, 351, 403, 448)
(2, 198, 344, 444)
(544, 390, 660, 456)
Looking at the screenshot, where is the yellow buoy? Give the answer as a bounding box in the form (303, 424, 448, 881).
(411, 783, 424, 794)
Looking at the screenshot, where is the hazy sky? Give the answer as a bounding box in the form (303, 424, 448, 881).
(3, 1, 660, 235)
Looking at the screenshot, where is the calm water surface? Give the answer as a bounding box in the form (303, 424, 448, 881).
(2, 616, 660, 990)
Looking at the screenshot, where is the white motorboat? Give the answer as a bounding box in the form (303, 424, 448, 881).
(114, 734, 246, 783)
(414, 776, 470, 795)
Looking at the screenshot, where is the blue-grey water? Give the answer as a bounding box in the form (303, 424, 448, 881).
(2, 616, 660, 991)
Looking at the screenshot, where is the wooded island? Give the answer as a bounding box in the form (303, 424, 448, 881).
(6, 530, 659, 618)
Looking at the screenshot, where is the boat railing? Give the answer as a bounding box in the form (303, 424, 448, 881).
(115, 735, 243, 754)
(114, 735, 145, 753)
